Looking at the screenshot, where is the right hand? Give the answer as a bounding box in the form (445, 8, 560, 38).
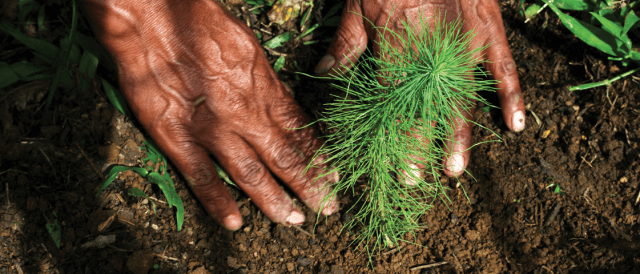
(315, 0, 526, 177)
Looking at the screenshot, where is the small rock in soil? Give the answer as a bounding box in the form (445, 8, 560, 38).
(80, 234, 116, 249)
(331, 264, 344, 274)
(451, 213, 459, 224)
(227, 256, 241, 269)
(286, 262, 295, 272)
(296, 257, 313, 267)
(126, 250, 154, 274)
(195, 239, 208, 249)
(190, 266, 210, 274)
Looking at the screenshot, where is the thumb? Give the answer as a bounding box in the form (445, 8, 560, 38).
(315, 0, 368, 76)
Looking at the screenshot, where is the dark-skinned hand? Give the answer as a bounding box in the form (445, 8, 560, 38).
(314, 0, 526, 177)
(80, 0, 338, 230)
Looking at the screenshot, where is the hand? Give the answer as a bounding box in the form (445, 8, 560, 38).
(80, 0, 337, 230)
(315, 0, 526, 177)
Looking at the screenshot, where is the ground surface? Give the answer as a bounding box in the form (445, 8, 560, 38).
(1, 0, 639, 273)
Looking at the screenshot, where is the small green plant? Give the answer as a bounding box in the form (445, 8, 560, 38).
(309, 14, 498, 256)
(262, 2, 341, 73)
(522, 0, 639, 90)
(546, 177, 565, 195)
(97, 141, 186, 231)
(129, 187, 157, 214)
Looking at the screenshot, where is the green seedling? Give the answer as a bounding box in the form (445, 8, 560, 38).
(98, 141, 185, 231)
(246, 0, 276, 15)
(129, 187, 157, 214)
(308, 13, 498, 258)
(263, 2, 341, 72)
(546, 177, 565, 195)
(44, 211, 61, 249)
(523, 0, 639, 90)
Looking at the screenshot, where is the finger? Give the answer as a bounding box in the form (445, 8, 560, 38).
(465, 0, 525, 132)
(315, 0, 368, 76)
(395, 120, 437, 185)
(443, 104, 475, 177)
(205, 135, 306, 226)
(147, 129, 243, 230)
(246, 96, 338, 216)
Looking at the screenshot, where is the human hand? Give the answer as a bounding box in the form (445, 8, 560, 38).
(80, 0, 337, 230)
(315, 0, 526, 177)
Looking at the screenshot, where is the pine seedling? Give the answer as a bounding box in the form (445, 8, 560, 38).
(310, 14, 498, 256)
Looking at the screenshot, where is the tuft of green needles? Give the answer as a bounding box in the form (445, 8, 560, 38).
(310, 14, 498, 256)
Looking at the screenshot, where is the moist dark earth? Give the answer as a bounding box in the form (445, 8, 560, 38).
(1, 0, 639, 273)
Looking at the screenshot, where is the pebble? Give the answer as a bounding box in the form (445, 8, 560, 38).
(451, 213, 459, 224)
(296, 257, 313, 267)
(331, 265, 344, 274)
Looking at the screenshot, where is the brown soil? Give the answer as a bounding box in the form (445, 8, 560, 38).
(1, 0, 639, 273)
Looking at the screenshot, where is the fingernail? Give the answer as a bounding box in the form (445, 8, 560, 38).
(223, 214, 243, 231)
(404, 164, 422, 186)
(321, 196, 338, 216)
(314, 54, 335, 74)
(445, 154, 466, 175)
(512, 110, 525, 132)
(285, 209, 305, 226)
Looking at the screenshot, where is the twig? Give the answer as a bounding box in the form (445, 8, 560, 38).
(382, 247, 398, 255)
(410, 261, 448, 271)
(544, 203, 562, 226)
(542, 265, 554, 274)
(38, 147, 58, 181)
(76, 142, 105, 180)
(154, 253, 179, 261)
(264, 47, 289, 57)
(147, 196, 168, 204)
(108, 244, 132, 252)
(13, 259, 24, 274)
(41, 243, 53, 258)
(291, 225, 314, 238)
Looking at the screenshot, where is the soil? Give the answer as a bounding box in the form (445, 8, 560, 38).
(1, 0, 639, 273)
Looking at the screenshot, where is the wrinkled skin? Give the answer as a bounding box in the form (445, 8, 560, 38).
(80, 0, 524, 230)
(315, 0, 526, 177)
(80, 0, 337, 230)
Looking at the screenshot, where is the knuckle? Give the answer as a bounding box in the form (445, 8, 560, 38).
(236, 157, 269, 186)
(272, 143, 304, 173)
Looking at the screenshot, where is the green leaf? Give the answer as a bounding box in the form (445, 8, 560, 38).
(622, 10, 640, 36)
(323, 16, 341, 27)
(273, 56, 286, 72)
(45, 0, 78, 110)
(37, 4, 46, 31)
(96, 166, 148, 198)
(18, 0, 38, 27)
(552, 0, 595, 10)
(147, 172, 184, 231)
(0, 61, 50, 89)
(101, 78, 131, 116)
(543, 0, 625, 57)
(128, 187, 156, 213)
(525, 3, 543, 19)
(214, 161, 237, 187)
(45, 213, 61, 249)
(0, 62, 20, 90)
(590, 12, 623, 38)
(0, 21, 59, 60)
(263, 32, 293, 49)
(322, 2, 342, 21)
(78, 51, 100, 91)
(74, 32, 116, 72)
